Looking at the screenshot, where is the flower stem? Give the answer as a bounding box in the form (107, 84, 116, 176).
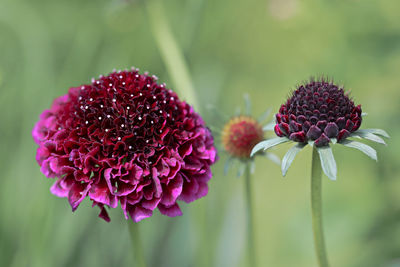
(145, 0, 199, 111)
(311, 147, 329, 267)
(244, 161, 257, 267)
(128, 221, 147, 267)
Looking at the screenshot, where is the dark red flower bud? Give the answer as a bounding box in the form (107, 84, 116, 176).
(274, 79, 362, 147)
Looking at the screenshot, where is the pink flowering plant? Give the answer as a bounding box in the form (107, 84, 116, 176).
(251, 78, 389, 267)
(216, 95, 279, 267)
(33, 69, 217, 223)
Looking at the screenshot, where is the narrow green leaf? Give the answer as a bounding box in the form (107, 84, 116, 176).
(237, 164, 245, 178)
(340, 140, 377, 161)
(224, 157, 234, 175)
(250, 160, 256, 174)
(317, 146, 337, 180)
(357, 128, 389, 138)
(361, 112, 368, 117)
(265, 152, 281, 165)
(250, 137, 290, 157)
(350, 131, 386, 145)
(281, 143, 306, 176)
(234, 106, 241, 116)
(243, 94, 251, 116)
(262, 120, 275, 131)
(243, 93, 251, 115)
(258, 108, 272, 123)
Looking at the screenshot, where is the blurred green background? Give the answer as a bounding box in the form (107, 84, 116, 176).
(1, 0, 400, 266)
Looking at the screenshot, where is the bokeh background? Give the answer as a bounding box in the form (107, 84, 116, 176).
(1, 0, 400, 266)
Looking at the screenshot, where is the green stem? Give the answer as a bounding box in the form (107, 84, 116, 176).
(244, 162, 257, 267)
(145, 0, 199, 111)
(128, 221, 147, 267)
(311, 147, 330, 267)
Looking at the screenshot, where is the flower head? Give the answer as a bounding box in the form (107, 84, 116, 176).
(252, 77, 389, 180)
(274, 79, 362, 147)
(222, 116, 264, 158)
(33, 68, 217, 222)
(216, 95, 280, 177)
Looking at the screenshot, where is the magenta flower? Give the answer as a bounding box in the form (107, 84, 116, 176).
(33, 68, 217, 222)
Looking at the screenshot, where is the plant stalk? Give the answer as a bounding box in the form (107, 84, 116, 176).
(244, 162, 257, 267)
(128, 221, 147, 267)
(145, 0, 199, 111)
(311, 147, 330, 267)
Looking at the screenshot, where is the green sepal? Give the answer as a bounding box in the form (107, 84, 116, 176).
(262, 120, 275, 131)
(340, 140, 377, 161)
(317, 146, 337, 181)
(350, 130, 386, 145)
(356, 128, 389, 139)
(281, 143, 306, 176)
(258, 108, 272, 123)
(250, 137, 290, 157)
(237, 163, 245, 178)
(224, 157, 234, 175)
(243, 93, 251, 115)
(265, 152, 281, 165)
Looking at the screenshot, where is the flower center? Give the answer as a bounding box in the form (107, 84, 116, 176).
(222, 116, 264, 158)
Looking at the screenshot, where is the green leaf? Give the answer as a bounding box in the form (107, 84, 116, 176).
(243, 93, 251, 115)
(350, 131, 386, 145)
(262, 120, 275, 131)
(224, 157, 234, 175)
(234, 106, 241, 116)
(317, 146, 337, 180)
(357, 128, 389, 138)
(237, 164, 245, 178)
(265, 152, 281, 165)
(281, 143, 306, 176)
(340, 140, 377, 161)
(250, 137, 290, 157)
(250, 160, 256, 174)
(258, 108, 272, 123)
